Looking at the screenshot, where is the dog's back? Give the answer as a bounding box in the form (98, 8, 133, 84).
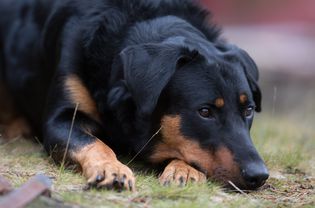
(0, 0, 218, 131)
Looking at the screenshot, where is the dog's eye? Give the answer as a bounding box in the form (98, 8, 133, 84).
(198, 108, 214, 118)
(244, 107, 254, 118)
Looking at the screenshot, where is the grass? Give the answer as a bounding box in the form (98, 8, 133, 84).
(0, 114, 314, 208)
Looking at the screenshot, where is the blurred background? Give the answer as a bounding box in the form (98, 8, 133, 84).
(201, 0, 315, 127)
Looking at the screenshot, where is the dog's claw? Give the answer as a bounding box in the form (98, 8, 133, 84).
(159, 160, 206, 186)
(96, 174, 105, 182)
(120, 175, 126, 187)
(128, 180, 135, 191)
(84, 160, 136, 192)
(179, 176, 185, 187)
(163, 180, 170, 186)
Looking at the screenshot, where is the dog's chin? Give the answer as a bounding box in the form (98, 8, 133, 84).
(211, 168, 249, 191)
(211, 175, 266, 191)
(212, 177, 248, 191)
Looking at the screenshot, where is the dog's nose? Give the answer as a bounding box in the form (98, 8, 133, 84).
(241, 163, 269, 189)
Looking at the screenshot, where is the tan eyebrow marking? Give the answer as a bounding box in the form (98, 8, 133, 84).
(239, 94, 248, 104)
(215, 98, 225, 108)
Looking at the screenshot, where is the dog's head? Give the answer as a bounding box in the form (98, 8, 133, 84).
(108, 41, 268, 190)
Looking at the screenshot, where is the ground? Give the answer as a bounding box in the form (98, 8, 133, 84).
(0, 112, 314, 208)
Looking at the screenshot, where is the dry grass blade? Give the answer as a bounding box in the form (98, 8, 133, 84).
(59, 103, 79, 175)
(228, 181, 248, 195)
(126, 126, 162, 166)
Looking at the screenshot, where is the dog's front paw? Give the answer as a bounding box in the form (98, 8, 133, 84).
(84, 160, 136, 192)
(159, 159, 206, 186)
(72, 139, 136, 192)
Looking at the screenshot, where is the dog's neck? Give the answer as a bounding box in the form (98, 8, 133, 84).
(123, 16, 206, 45)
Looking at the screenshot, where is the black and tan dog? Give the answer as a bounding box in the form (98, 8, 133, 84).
(0, 0, 269, 191)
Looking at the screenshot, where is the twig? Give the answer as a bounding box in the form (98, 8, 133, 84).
(126, 126, 162, 166)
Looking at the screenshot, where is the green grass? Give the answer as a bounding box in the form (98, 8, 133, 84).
(0, 115, 314, 208)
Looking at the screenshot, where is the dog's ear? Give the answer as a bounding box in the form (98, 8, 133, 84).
(108, 43, 198, 115)
(223, 44, 261, 112)
(237, 49, 262, 112)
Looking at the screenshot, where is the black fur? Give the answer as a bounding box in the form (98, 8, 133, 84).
(0, 0, 268, 190)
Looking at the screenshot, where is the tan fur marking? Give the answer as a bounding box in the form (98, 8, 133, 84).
(239, 94, 248, 104)
(214, 147, 239, 176)
(65, 75, 100, 121)
(72, 139, 117, 171)
(71, 139, 136, 191)
(150, 115, 214, 173)
(151, 115, 240, 182)
(0, 83, 18, 123)
(215, 98, 224, 108)
(2, 117, 31, 139)
(159, 159, 206, 185)
(0, 84, 31, 139)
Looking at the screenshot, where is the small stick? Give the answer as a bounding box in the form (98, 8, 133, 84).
(0, 174, 51, 208)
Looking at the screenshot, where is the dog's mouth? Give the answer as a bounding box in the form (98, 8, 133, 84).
(188, 162, 244, 189)
(189, 161, 267, 191)
(209, 167, 267, 191)
(211, 167, 246, 190)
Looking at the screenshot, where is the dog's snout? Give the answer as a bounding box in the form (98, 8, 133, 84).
(241, 163, 269, 189)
